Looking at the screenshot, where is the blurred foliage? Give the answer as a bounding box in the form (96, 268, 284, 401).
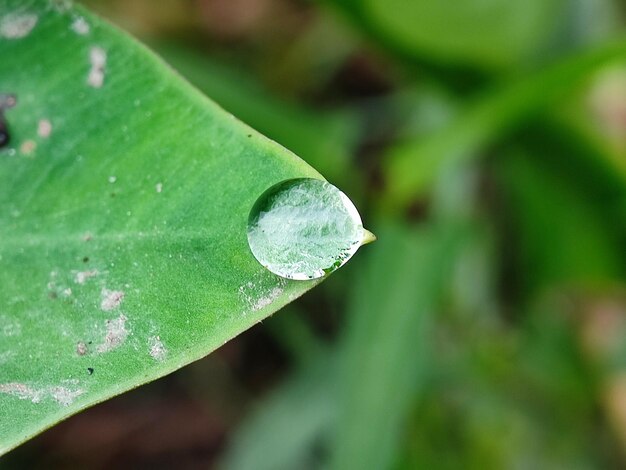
(331, 0, 564, 70)
(4, 0, 626, 468)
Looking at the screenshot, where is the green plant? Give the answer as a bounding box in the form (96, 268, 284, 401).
(3, 0, 626, 467)
(0, 0, 368, 454)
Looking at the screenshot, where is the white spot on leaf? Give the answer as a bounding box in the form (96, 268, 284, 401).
(87, 46, 106, 88)
(37, 119, 52, 138)
(148, 336, 167, 361)
(76, 341, 88, 356)
(71, 16, 89, 35)
(0, 382, 84, 406)
(49, 386, 84, 406)
(252, 286, 283, 311)
(0, 13, 38, 39)
(101, 288, 124, 311)
(96, 314, 128, 353)
(49, 0, 73, 13)
(0, 383, 41, 403)
(239, 280, 285, 313)
(74, 269, 98, 284)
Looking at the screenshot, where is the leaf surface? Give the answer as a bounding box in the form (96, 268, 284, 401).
(0, 0, 352, 453)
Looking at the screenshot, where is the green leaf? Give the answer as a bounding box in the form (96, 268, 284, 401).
(328, 0, 563, 70)
(551, 63, 626, 182)
(331, 223, 461, 470)
(495, 148, 624, 296)
(0, 0, 365, 454)
(219, 355, 336, 470)
(382, 38, 626, 210)
(154, 43, 359, 185)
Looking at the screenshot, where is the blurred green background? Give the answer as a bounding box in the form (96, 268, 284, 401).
(4, 0, 626, 468)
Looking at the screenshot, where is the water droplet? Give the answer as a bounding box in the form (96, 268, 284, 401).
(247, 178, 368, 280)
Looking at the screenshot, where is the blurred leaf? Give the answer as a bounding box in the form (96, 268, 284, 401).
(382, 38, 626, 210)
(327, 0, 563, 70)
(495, 148, 624, 297)
(525, 117, 626, 230)
(264, 15, 360, 98)
(560, 0, 621, 48)
(574, 297, 626, 455)
(264, 306, 327, 367)
(331, 222, 461, 470)
(401, 277, 603, 468)
(554, 62, 626, 179)
(219, 356, 336, 470)
(0, 0, 366, 453)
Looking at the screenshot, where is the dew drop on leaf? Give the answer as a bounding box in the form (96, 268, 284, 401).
(247, 178, 368, 280)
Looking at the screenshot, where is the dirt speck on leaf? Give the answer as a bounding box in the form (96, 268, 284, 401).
(87, 46, 106, 88)
(0, 13, 38, 39)
(101, 288, 124, 311)
(148, 335, 167, 361)
(96, 314, 128, 353)
(37, 119, 52, 138)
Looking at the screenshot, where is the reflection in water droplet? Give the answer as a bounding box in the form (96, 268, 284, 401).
(247, 178, 365, 280)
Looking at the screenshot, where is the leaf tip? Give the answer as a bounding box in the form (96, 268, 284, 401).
(361, 229, 377, 246)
